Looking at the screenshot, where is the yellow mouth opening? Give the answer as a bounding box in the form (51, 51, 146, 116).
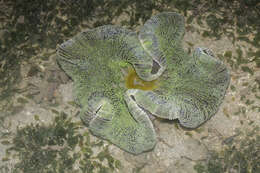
(125, 67, 158, 91)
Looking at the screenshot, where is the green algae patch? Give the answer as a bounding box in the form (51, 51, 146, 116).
(3, 112, 121, 173)
(194, 127, 260, 173)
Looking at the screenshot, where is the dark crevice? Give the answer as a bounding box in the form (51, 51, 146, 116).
(95, 105, 102, 114)
(151, 60, 161, 74)
(130, 95, 136, 101)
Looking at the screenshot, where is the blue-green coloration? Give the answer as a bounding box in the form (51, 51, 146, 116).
(57, 12, 230, 154)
